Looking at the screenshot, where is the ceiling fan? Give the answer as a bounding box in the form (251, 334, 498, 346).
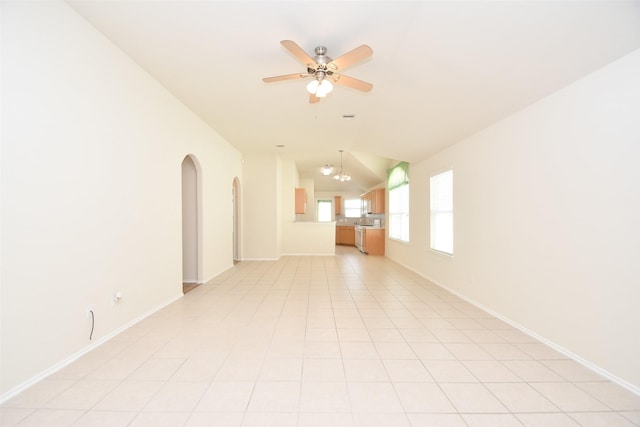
(263, 40, 373, 103)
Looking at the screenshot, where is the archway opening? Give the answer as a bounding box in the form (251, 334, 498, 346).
(182, 155, 200, 293)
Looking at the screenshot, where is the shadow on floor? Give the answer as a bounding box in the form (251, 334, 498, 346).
(182, 283, 199, 294)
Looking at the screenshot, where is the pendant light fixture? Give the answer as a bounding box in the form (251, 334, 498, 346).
(321, 164, 333, 176)
(333, 150, 351, 182)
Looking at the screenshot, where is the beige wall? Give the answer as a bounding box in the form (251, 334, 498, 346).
(241, 153, 280, 260)
(242, 155, 337, 257)
(4, 0, 639, 402)
(281, 222, 336, 255)
(280, 159, 335, 255)
(387, 49, 640, 392)
(1, 2, 242, 398)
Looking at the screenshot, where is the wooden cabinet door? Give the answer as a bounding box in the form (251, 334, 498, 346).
(361, 192, 371, 214)
(363, 228, 385, 255)
(295, 188, 306, 214)
(344, 227, 355, 245)
(372, 188, 385, 214)
(369, 190, 377, 213)
(335, 196, 342, 215)
(362, 189, 385, 214)
(336, 226, 355, 246)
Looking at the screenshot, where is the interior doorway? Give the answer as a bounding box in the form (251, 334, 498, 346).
(232, 177, 241, 264)
(182, 155, 201, 292)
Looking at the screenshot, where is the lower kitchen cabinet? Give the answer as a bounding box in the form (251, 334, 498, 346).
(336, 225, 355, 246)
(363, 228, 385, 255)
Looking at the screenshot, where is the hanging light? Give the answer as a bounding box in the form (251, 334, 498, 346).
(333, 150, 351, 182)
(321, 165, 333, 176)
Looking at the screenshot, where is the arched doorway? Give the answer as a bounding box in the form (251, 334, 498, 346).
(182, 155, 201, 292)
(232, 177, 241, 264)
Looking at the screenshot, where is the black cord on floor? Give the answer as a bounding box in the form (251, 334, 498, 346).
(89, 310, 95, 341)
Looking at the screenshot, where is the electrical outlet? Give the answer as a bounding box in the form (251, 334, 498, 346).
(86, 305, 94, 318)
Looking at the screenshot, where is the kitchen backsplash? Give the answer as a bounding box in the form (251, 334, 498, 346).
(336, 213, 384, 227)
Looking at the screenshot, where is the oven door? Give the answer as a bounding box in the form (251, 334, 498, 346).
(355, 227, 364, 252)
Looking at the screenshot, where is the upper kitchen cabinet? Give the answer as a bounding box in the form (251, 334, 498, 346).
(335, 196, 342, 215)
(362, 188, 385, 214)
(295, 188, 307, 214)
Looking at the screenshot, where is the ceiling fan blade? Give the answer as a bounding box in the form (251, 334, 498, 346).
(331, 74, 374, 92)
(281, 40, 317, 68)
(262, 73, 310, 83)
(327, 45, 373, 71)
(309, 93, 320, 104)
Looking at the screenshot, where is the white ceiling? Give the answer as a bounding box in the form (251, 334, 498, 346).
(67, 0, 640, 192)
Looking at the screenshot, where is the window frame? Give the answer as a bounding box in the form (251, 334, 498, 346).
(316, 199, 333, 222)
(429, 169, 454, 255)
(343, 198, 361, 218)
(387, 162, 410, 243)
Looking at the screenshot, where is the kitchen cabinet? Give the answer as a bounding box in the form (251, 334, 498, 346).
(336, 225, 355, 246)
(371, 188, 385, 214)
(361, 188, 385, 214)
(361, 192, 370, 215)
(295, 188, 307, 214)
(362, 228, 385, 255)
(335, 196, 342, 215)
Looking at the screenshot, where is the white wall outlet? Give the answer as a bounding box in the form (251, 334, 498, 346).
(112, 291, 123, 304)
(86, 305, 94, 318)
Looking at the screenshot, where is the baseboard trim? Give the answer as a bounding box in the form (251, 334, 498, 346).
(280, 253, 336, 257)
(202, 263, 235, 285)
(391, 257, 640, 397)
(0, 293, 183, 405)
(239, 255, 336, 260)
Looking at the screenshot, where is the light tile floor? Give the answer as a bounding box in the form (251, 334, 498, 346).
(2, 246, 640, 426)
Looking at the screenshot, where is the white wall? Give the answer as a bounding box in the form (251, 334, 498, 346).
(281, 222, 336, 255)
(242, 153, 279, 260)
(242, 154, 341, 258)
(387, 49, 640, 391)
(281, 157, 298, 223)
(1, 1, 242, 397)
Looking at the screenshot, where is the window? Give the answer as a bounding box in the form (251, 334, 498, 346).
(430, 169, 453, 255)
(344, 198, 361, 218)
(317, 200, 332, 222)
(388, 162, 409, 242)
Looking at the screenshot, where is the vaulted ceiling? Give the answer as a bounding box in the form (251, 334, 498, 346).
(67, 1, 640, 192)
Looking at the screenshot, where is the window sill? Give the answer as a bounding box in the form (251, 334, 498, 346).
(430, 248, 453, 259)
(388, 237, 409, 244)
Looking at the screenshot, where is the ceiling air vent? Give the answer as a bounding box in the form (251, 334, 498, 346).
(342, 114, 356, 119)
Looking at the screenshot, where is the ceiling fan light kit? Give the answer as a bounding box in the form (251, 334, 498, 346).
(263, 40, 373, 103)
(306, 78, 333, 97)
